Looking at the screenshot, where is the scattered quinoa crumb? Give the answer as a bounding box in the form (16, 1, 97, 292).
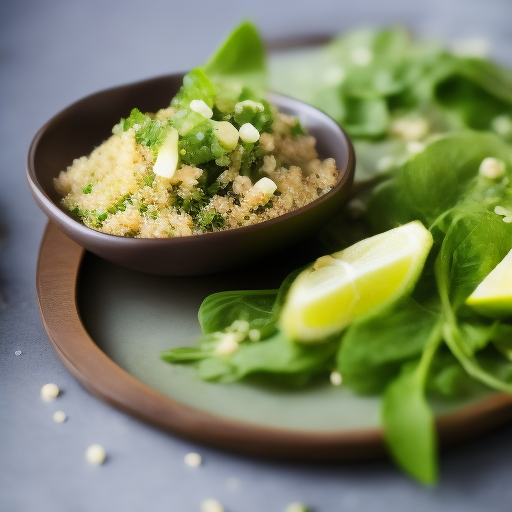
(86, 444, 106, 465)
(201, 499, 224, 512)
(14, 350, 22, 356)
(41, 383, 60, 402)
(53, 411, 67, 423)
(285, 502, 310, 512)
(184, 452, 202, 467)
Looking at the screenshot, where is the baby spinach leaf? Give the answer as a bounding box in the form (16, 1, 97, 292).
(441, 318, 512, 393)
(426, 351, 484, 398)
(341, 96, 389, 138)
(198, 289, 278, 336)
(166, 330, 338, 386)
(368, 132, 512, 230)
(492, 323, 512, 361)
(434, 58, 512, 131)
(228, 331, 338, 380)
(203, 21, 266, 91)
(435, 208, 512, 310)
(382, 321, 442, 485)
(327, 27, 412, 99)
(160, 346, 213, 363)
(433, 206, 512, 393)
(382, 363, 438, 484)
(338, 296, 440, 394)
(197, 357, 235, 382)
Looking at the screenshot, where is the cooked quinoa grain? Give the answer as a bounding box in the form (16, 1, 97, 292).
(55, 69, 340, 238)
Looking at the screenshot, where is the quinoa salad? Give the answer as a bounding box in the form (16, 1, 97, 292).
(54, 68, 340, 238)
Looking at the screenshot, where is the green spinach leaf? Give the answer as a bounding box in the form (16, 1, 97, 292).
(198, 289, 278, 337)
(338, 296, 440, 394)
(203, 21, 266, 91)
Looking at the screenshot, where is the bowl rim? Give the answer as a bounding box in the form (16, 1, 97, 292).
(26, 72, 355, 245)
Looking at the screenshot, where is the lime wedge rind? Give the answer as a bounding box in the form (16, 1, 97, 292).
(280, 221, 433, 343)
(466, 249, 512, 318)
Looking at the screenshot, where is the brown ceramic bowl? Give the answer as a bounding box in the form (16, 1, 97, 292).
(27, 73, 355, 276)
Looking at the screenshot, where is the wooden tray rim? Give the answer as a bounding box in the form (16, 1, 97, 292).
(36, 222, 512, 460)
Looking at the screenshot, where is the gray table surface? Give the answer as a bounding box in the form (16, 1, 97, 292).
(2, 1, 512, 511)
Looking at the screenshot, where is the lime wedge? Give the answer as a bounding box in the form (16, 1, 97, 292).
(280, 221, 433, 343)
(466, 250, 512, 318)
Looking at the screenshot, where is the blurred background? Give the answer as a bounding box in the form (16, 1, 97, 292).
(2, 1, 512, 511)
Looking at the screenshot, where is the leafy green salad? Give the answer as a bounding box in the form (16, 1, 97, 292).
(161, 22, 512, 483)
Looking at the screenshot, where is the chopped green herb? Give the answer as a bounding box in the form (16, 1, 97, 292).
(290, 120, 306, 137)
(135, 119, 172, 156)
(107, 194, 132, 215)
(143, 172, 155, 187)
(122, 108, 148, 131)
(196, 210, 225, 232)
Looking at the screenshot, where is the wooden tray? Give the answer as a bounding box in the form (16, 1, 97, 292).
(36, 222, 512, 460)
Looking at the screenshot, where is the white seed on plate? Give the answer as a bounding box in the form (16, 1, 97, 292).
(190, 99, 213, 119)
(479, 157, 505, 179)
(228, 319, 250, 335)
(14, 350, 22, 356)
(184, 452, 202, 467)
(40, 383, 59, 402)
(239, 123, 260, 143)
(248, 329, 261, 342)
(201, 499, 224, 512)
(53, 411, 67, 423)
(330, 371, 343, 386)
(86, 444, 106, 465)
(215, 333, 239, 356)
(285, 502, 309, 512)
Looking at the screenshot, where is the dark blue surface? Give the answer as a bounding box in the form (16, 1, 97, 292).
(1, 1, 512, 511)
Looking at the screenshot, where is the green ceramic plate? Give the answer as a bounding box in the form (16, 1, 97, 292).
(78, 251, 494, 433)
